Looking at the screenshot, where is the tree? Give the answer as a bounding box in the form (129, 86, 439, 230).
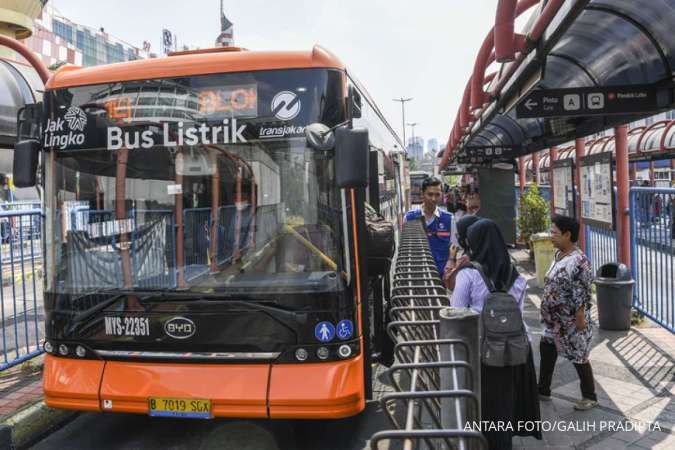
(518, 184, 550, 246)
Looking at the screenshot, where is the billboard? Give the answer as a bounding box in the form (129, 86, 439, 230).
(580, 152, 615, 229)
(552, 158, 575, 218)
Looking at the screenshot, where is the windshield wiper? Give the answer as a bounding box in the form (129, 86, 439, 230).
(69, 290, 131, 325)
(67, 289, 305, 336)
(69, 289, 198, 323)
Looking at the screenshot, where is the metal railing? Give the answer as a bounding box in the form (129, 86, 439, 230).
(0, 208, 44, 371)
(630, 187, 675, 332)
(370, 220, 486, 450)
(585, 224, 618, 275)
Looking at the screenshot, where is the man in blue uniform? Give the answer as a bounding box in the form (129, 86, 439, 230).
(405, 176, 457, 275)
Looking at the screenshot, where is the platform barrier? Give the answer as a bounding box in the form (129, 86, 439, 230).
(369, 220, 486, 450)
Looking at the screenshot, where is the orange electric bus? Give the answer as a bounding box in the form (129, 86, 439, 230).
(13, 45, 406, 419)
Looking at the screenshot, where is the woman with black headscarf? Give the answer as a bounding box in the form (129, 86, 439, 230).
(449, 218, 541, 450)
(442, 214, 480, 289)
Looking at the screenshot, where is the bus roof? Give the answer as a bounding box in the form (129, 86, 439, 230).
(45, 45, 345, 90)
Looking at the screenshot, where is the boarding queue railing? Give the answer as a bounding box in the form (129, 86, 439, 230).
(369, 219, 487, 450)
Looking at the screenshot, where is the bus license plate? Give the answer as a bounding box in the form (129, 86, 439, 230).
(148, 397, 212, 419)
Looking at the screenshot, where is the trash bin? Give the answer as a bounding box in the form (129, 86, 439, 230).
(531, 232, 555, 288)
(594, 263, 634, 331)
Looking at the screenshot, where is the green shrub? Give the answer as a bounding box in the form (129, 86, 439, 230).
(518, 184, 550, 245)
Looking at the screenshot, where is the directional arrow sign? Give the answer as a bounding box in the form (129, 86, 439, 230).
(515, 84, 664, 119)
(524, 98, 538, 111)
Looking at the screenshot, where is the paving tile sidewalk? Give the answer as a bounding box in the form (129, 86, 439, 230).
(0, 358, 43, 419)
(510, 248, 675, 450)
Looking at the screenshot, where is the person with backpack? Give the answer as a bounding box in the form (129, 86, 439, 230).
(449, 218, 541, 450)
(538, 215, 597, 410)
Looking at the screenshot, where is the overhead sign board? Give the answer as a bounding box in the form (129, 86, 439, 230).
(580, 152, 615, 229)
(456, 144, 521, 165)
(552, 158, 575, 218)
(516, 84, 660, 119)
(443, 164, 467, 175)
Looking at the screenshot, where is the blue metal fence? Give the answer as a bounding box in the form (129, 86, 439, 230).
(216, 205, 238, 265)
(585, 224, 618, 276)
(539, 185, 552, 203)
(183, 208, 212, 281)
(253, 204, 279, 250)
(630, 187, 675, 333)
(132, 210, 176, 289)
(0, 201, 291, 371)
(0, 208, 44, 371)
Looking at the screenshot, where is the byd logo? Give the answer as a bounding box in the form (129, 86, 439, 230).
(164, 317, 196, 339)
(271, 91, 301, 121)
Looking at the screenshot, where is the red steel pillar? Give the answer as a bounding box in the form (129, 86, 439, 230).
(209, 151, 220, 273)
(532, 151, 541, 185)
(549, 146, 558, 212)
(615, 125, 631, 267)
(175, 152, 187, 288)
(574, 138, 586, 251)
(630, 162, 637, 182)
(648, 161, 655, 186)
(518, 157, 526, 194)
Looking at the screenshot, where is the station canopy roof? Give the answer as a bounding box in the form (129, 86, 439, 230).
(0, 59, 42, 149)
(450, 0, 675, 166)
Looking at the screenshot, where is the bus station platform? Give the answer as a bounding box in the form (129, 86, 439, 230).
(510, 248, 675, 450)
(0, 247, 670, 449)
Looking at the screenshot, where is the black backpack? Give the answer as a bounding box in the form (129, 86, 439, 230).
(459, 262, 529, 367)
(364, 203, 395, 275)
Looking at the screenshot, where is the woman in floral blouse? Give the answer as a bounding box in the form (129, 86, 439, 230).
(539, 215, 597, 410)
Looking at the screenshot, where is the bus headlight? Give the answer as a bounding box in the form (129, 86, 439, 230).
(44, 341, 53, 353)
(58, 344, 69, 356)
(295, 348, 308, 361)
(338, 344, 352, 359)
(316, 347, 330, 360)
(75, 345, 87, 358)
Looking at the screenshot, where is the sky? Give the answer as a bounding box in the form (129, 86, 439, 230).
(48, 0, 528, 152)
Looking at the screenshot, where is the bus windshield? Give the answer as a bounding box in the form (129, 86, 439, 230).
(43, 68, 345, 295)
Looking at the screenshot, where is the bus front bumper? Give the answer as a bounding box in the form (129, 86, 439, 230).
(43, 351, 365, 419)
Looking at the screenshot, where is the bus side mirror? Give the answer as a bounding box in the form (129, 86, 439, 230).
(13, 140, 41, 188)
(17, 103, 43, 141)
(335, 127, 369, 188)
(347, 85, 362, 120)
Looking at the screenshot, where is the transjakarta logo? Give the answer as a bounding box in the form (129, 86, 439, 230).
(259, 124, 306, 139)
(271, 91, 301, 120)
(44, 106, 88, 149)
(107, 119, 246, 150)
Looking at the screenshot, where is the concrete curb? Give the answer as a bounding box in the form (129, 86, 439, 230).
(1, 400, 78, 449)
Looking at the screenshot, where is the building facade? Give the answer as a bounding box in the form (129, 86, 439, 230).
(16, 3, 149, 69)
(407, 136, 424, 162)
(426, 138, 439, 157)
